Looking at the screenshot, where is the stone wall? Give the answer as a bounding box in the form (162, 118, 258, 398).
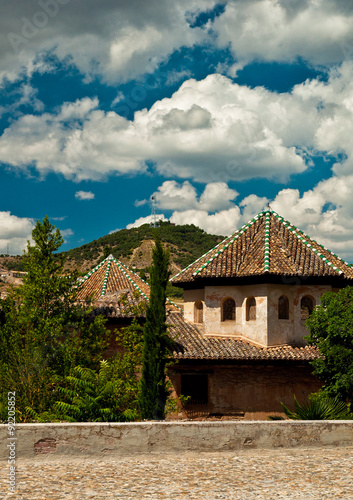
(1, 421, 353, 461)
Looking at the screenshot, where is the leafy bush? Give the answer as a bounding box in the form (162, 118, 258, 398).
(280, 394, 353, 420)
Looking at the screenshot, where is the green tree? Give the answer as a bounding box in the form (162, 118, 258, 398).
(0, 217, 109, 422)
(138, 235, 171, 420)
(305, 286, 353, 401)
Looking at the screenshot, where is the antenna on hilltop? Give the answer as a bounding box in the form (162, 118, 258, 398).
(150, 195, 159, 228)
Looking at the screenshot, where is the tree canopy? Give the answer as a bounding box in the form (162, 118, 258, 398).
(0, 217, 110, 422)
(305, 286, 353, 402)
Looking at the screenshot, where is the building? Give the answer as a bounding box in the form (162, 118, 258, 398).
(169, 207, 353, 418)
(76, 208, 353, 419)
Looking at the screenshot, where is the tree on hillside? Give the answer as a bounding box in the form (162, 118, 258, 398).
(0, 217, 109, 422)
(305, 286, 353, 402)
(138, 234, 171, 420)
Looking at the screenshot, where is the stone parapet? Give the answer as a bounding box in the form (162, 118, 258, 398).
(1, 421, 353, 461)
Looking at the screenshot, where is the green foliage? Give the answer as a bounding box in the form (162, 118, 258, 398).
(280, 394, 353, 420)
(166, 282, 184, 299)
(305, 286, 353, 401)
(0, 217, 110, 422)
(55, 319, 144, 422)
(139, 234, 172, 420)
(54, 361, 137, 422)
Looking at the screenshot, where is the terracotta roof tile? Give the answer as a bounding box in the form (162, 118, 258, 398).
(168, 312, 320, 361)
(76, 254, 179, 316)
(171, 209, 353, 284)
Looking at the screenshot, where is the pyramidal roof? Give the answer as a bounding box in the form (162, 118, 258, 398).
(76, 254, 179, 314)
(171, 208, 353, 284)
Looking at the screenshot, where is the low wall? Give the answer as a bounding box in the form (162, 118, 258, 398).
(1, 421, 353, 461)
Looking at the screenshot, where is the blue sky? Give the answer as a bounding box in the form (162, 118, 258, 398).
(1, 1, 353, 261)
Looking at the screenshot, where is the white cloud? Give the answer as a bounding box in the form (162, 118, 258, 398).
(75, 190, 95, 200)
(0, 75, 309, 182)
(213, 0, 353, 71)
(0, 211, 34, 255)
(0, 0, 216, 86)
(151, 180, 238, 212)
(126, 214, 167, 229)
(59, 228, 74, 244)
(170, 207, 242, 235)
(152, 181, 198, 210)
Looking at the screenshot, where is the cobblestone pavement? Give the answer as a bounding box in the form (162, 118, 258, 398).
(1, 447, 353, 500)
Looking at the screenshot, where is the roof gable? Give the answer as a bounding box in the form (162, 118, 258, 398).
(171, 208, 353, 284)
(76, 254, 180, 315)
(76, 254, 150, 303)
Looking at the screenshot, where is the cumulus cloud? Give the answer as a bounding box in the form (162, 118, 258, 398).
(270, 175, 353, 261)
(126, 214, 167, 229)
(129, 181, 268, 236)
(1, 0, 216, 86)
(75, 190, 95, 200)
(0, 211, 34, 255)
(213, 0, 353, 71)
(0, 74, 312, 182)
(170, 207, 242, 236)
(150, 180, 238, 211)
(4, 66, 353, 184)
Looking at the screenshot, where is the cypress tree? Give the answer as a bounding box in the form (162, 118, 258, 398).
(139, 234, 171, 420)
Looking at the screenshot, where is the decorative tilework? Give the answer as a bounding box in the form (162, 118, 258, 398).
(171, 209, 353, 284)
(76, 254, 180, 314)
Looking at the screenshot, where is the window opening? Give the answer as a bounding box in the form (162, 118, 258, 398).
(222, 298, 235, 321)
(246, 297, 256, 321)
(278, 295, 289, 320)
(194, 300, 203, 323)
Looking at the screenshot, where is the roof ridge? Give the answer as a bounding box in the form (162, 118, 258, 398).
(101, 260, 111, 296)
(112, 257, 182, 311)
(264, 210, 270, 273)
(170, 233, 231, 282)
(270, 210, 344, 275)
(192, 211, 266, 277)
(77, 254, 112, 289)
(110, 257, 149, 300)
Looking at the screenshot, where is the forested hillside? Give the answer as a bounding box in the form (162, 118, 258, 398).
(0, 222, 224, 280)
(62, 221, 224, 275)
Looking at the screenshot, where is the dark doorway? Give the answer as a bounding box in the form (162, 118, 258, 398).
(181, 374, 208, 405)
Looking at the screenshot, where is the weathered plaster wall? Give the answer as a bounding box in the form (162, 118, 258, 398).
(203, 284, 268, 345)
(1, 421, 352, 461)
(183, 283, 333, 347)
(183, 289, 204, 323)
(267, 284, 332, 346)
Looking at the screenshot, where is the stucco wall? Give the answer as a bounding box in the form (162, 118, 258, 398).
(1, 421, 352, 461)
(267, 283, 332, 346)
(183, 283, 333, 347)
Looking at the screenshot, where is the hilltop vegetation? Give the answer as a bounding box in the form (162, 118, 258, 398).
(61, 221, 223, 274)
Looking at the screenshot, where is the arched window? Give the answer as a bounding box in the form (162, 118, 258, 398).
(301, 296, 315, 320)
(246, 297, 256, 321)
(221, 298, 236, 321)
(278, 295, 289, 320)
(194, 301, 203, 323)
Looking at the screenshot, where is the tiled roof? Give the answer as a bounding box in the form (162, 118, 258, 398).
(171, 208, 353, 284)
(168, 312, 320, 361)
(76, 254, 179, 316)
